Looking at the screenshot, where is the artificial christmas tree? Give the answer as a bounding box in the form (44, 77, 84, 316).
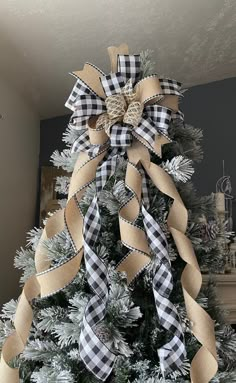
(0, 44, 235, 383)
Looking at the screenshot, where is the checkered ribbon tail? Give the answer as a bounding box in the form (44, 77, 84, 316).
(139, 167, 150, 209)
(142, 205, 186, 375)
(79, 153, 119, 381)
(69, 114, 89, 131)
(71, 130, 91, 154)
(95, 149, 121, 191)
(110, 125, 133, 147)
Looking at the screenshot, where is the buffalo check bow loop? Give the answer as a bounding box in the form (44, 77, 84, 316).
(0, 44, 218, 383)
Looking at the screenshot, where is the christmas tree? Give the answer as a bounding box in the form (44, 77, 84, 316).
(0, 44, 236, 383)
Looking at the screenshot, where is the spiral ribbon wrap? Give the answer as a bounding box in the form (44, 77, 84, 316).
(0, 44, 217, 383)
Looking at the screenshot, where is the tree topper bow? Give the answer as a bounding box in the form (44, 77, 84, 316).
(66, 44, 183, 156)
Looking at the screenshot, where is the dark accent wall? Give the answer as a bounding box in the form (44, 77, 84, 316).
(182, 78, 236, 197)
(40, 78, 236, 226)
(182, 78, 236, 229)
(40, 114, 69, 166)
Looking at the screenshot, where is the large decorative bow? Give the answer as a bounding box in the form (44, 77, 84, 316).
(0, 44, 218, 383)
(67, 50, 184, 156)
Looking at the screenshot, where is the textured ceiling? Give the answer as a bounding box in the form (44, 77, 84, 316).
(0, 0, 236, 118)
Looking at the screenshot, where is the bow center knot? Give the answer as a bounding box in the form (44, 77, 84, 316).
(105, 92, 143, 129)
(105, 93, 127, 120)
(96, 79, 144, 140)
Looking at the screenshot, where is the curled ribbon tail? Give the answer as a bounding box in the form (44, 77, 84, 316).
(142, 205, 186, 374)
(141, 156, 218, 383)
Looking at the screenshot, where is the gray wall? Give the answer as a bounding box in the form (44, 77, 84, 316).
(0, 78, 40, 308)
(40, 77, 236, 226)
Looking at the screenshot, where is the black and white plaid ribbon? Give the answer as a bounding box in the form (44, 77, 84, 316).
(65, 53, 186, 381)
(80, 196, 116, 381)
(110, 125, 132, 147)
(79, 152, 120, 381)
(142, 205, 186, 375)
(117, 54, 141, 84)
(100, 72, 126, 96)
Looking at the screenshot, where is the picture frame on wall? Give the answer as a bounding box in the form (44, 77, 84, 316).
(39, 166, 70, 225)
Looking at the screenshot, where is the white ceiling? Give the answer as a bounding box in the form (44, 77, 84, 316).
(0, 0, 236, 119)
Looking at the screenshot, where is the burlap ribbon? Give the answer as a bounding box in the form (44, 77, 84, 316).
(0, 44, 218, 382)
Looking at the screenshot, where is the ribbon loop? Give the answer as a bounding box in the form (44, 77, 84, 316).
(105, 93, 127, 119)
(117, 54, 141, 84)
(124, 101, 143, 127)
(101, 72, 126, 96)
(122, 78, 136, 103)
(72, 63, 106, 99)
(135, 75, 164, 104)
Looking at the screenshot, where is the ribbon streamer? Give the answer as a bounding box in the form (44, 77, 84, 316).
(128, 139, 218, 382)
(80, 152, 120, 380)
(142, 205, 186, 374)
(117, 160, 186, 374)
(0, 44, 218, 383)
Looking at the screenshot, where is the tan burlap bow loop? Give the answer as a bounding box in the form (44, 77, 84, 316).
(0, 43, 218, 383)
